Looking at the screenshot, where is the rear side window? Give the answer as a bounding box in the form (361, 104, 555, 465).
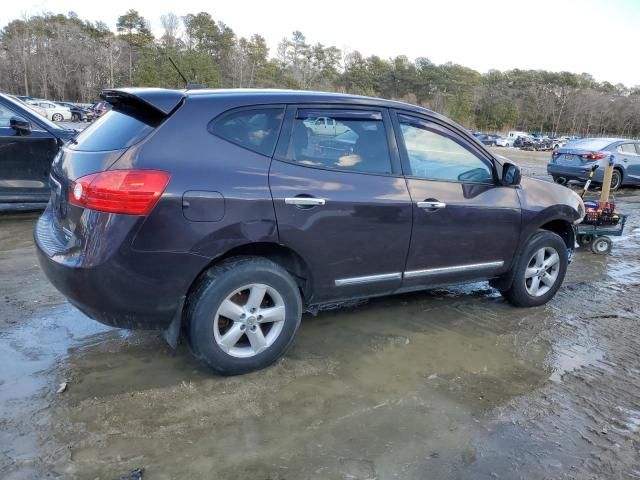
(210, 108, 284, 157)
(70, 107, 160, 152)
(289, 109, 391, 174)
(618, 143, 637, 154)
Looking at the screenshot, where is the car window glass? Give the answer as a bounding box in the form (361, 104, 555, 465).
(635, 144, 640, 155)
(70, 107, 160, 152)
(0, 103, 18, 127)
(210, 108, 284, 157)
(399, 119, 493, 183)
(290, 112, 391, 174)
(618, 143, 637, 154)
(571, 139, 612, 150)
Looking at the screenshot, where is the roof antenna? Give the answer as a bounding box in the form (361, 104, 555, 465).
(168, 56, 206, 90)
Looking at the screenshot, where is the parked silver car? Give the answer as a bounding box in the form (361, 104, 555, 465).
(547, 138, 640, 190)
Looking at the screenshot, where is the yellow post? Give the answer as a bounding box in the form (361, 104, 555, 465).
(599, 156, 614, 205)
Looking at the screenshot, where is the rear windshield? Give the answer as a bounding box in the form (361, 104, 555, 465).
(69, 106, 161, 152)
(568, 139, 613, 151)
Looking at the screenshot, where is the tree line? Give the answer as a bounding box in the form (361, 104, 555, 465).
(1, 11, 639, 136)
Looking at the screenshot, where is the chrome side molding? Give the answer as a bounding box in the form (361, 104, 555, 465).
(404, 261, 504, 279)
(335, 272, 402, 287)
(334, 261, 504, 287)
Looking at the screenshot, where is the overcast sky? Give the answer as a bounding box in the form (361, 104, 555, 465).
(1, 0, 638, 87)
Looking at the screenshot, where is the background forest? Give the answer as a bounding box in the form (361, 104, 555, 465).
(1, 11, 639, 136)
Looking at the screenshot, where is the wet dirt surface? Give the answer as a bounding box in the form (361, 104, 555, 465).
(2, 151, 640, 479)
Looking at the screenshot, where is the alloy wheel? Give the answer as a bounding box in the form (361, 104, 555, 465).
(213, 283, 286, 358)
(611, 170, 621, 191)
(524, 246, 560, 297)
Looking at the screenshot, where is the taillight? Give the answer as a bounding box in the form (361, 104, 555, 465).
(551, 151, 560, 158)
(579, 153, 606, 160)
(69, 170, 171, 215)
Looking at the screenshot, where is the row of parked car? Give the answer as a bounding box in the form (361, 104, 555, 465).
(470, 130, 580, 151)
(15, 95, 112, 123)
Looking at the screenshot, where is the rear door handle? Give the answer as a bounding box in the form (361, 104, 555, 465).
(417, 201, 446, 209)
(285, 197, 326, 206)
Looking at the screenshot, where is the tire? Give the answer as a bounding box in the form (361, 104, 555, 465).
(579, 234, 594, 246)
(187, 256, 302, 375)
(501, 231, 568, 307)
(610, 169, 622, 191)
(71, 113, 80, 122)
(52, 113, 63, 122)
(590, 236, 612, 255)
(553, 176, 567, 185)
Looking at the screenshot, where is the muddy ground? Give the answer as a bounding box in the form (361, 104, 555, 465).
(1, 149, 639, 479)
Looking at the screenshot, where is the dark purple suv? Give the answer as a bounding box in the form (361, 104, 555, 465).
(35, 88, 585, 375)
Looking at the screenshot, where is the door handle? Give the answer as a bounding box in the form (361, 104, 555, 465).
(417, 201, 446, 209)
(285, 197, 326, 206)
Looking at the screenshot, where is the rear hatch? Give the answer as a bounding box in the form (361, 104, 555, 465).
(44, 89, 184, 254)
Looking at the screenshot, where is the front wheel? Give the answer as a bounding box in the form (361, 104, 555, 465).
(501, 231, 568, 307)
(187, 256, 302, 375)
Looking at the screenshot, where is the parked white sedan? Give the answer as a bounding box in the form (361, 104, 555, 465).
(28, 100, 72, 122)
(495, 136, 515, 147)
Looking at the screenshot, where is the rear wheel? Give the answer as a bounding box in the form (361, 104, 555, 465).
(553, 176, 567, 185)
(590, 236, 612, 255)
(501, 231, 568, 307)
(187, 256, 302, 375)
(52, 113, 63, 122)
(610, 169, 622, 191)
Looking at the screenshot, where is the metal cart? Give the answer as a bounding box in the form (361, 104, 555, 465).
(576, 214, 627, 255)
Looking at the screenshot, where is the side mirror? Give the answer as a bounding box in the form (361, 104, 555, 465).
(502, 162, 521, 186)
(10, 116, 31, 135)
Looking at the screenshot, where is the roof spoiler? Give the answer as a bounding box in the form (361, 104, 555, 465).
(100, 88, 185, 116)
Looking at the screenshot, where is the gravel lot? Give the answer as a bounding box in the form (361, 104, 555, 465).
(1, 149, 639, 479)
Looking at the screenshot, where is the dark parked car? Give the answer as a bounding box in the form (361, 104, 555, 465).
(0, 93, 77, 210)
(92, 101, 112, 118)
(548, 138, 640, 190)
(55, 101, 94, 122)
(476, 134, 499, 146)
(35, 88, 585, 375)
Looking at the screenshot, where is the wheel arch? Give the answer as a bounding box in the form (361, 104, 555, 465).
(492, 216, 575, 292)
(538, 218, 575, 250)
(186, 242, 314, 307)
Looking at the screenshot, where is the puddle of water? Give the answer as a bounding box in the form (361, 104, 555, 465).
(548, 343, 605, 382)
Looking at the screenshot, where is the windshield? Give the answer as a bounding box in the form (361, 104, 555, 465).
(70, 106, 161, 152)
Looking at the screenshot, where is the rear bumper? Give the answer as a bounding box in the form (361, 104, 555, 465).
(34, 207, 208, 330)
(547, 163, 598, 181)
(0, 201, 47, 212)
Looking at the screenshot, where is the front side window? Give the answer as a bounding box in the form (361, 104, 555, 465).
(399, 116, 493, 183)
(210, 108, 284, 157)
(290, 110, 391, 174)
(0, 103, 18, 127)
